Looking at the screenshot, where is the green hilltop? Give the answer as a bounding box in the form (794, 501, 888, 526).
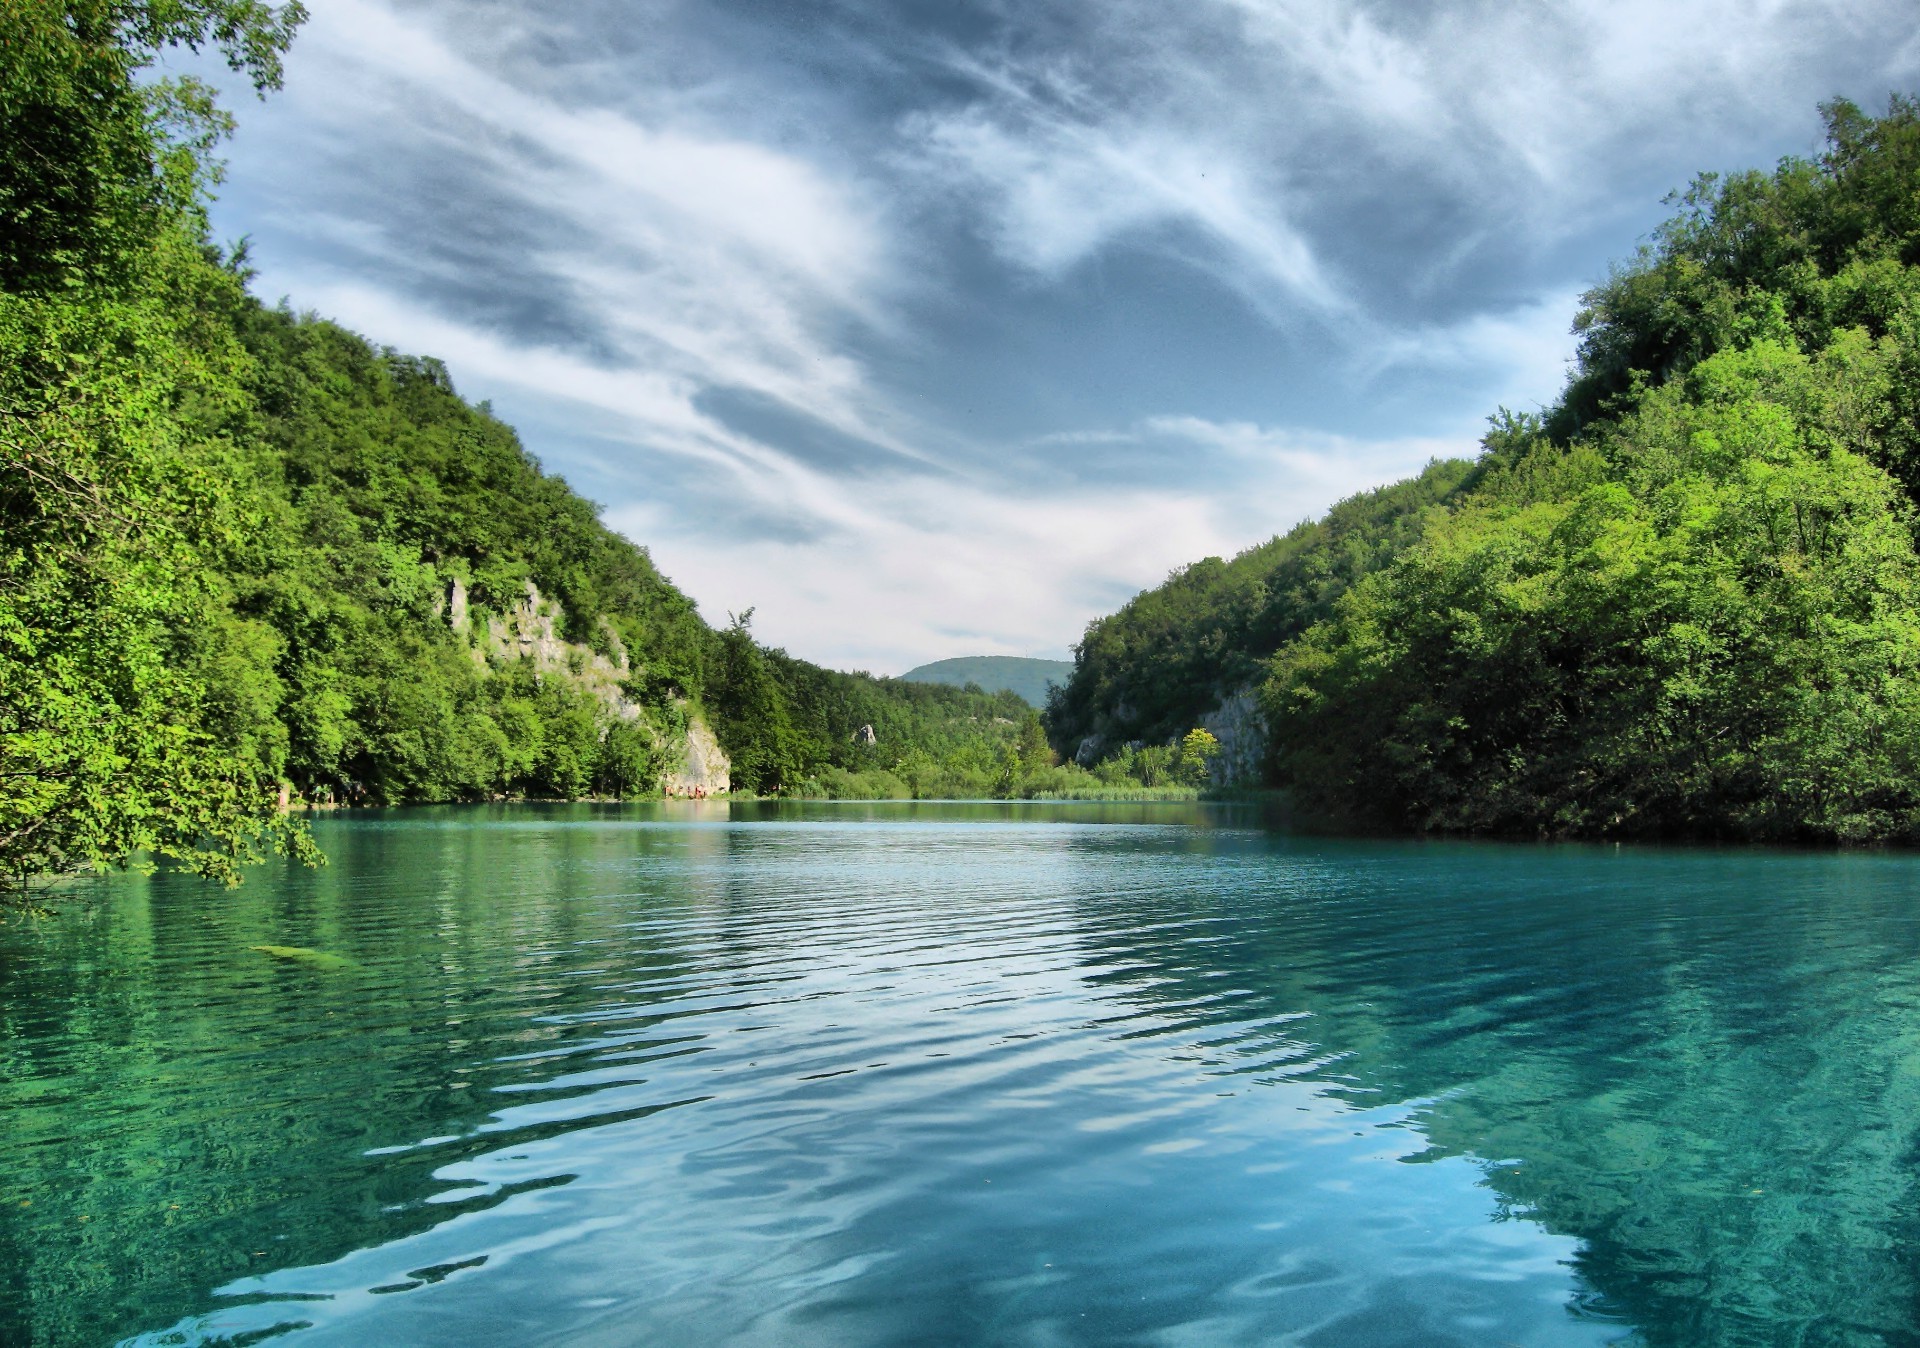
(1049, 94, 1920, 844)
(0, 2, 1116, 887)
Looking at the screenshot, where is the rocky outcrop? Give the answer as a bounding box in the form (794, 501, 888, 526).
(483, 580, 639, 718)
(447, 577, 730, 794)
(665, 709, 730, 796)
(1200, 685, 1267, 786)
(447, 575, 470, 635)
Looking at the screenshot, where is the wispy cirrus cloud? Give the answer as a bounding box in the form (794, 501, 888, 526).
(235, 0, 914, 473)
(206, 0, 1920, 671)
(905, 67, 1339, 319)
(901, 0, 1920, 322)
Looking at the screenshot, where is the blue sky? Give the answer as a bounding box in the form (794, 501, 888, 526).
(200, 0, 1920, 672)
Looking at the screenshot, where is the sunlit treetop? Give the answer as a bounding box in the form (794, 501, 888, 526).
(0, 0, 307, 293)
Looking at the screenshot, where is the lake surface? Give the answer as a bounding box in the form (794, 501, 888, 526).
(5, 802, 1920, 1346)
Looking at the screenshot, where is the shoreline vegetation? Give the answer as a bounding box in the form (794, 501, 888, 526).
(292, 785, 1211, 809)
(0, 4, 1203, 892)
(1050, 95, 1920, 848)
(11, 7, 1920, 892)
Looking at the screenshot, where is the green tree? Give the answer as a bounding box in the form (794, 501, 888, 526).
(707, 611, 798, 793)
(1174, 728, 1221, 787)
(1046, 459, 1476, 763)
(1015, 710, 1053, 775)
(0, 1, 306, 293)
(1134, 744, 1172, 787)
(1267, 339, 1920, 841)
(0, 238, 315, 886)
(1, 0, 309, 889)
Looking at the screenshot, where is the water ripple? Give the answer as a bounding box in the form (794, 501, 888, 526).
(7, 804, 1920, 1345)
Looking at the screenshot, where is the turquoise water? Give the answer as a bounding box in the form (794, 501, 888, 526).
(4, 802, 1920, 1346)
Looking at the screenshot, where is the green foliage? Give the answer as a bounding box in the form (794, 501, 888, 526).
(1259, 94, 1920, 842)
(1024, 781, 1200, 802)
(1175, 728, 1221, 787)
(1046, 457, 1477, 761)
(758, 642, 1030, 792)
(0, 1, 305, 293)
(0, 224, 319, 888)
(1057, 95, 1920, 844)
(206, 315, 1041, 806)
(707, 611, 800, 793)
(1132, 744, 1173, 787)
(0, 1, 317, 888)
(1273, 342, 1920, 838)
(797, 766, 914, 800)
(1551, 94, 1920, 460)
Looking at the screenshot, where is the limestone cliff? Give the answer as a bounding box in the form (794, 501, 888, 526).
(447, 577, 730, 795)
(1070, 684, 1266, 786)
(663, 710, 731, 796)
(482, 579, 634, 715)
(1199, 686, 1266, 787)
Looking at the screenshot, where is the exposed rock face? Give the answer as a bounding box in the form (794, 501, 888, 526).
(487, 580, 568, 671)
(485, 580, 637, 719)
(665, 710, 731, 796)
(447, 576, 470, 635)
(1074, 734, 1105, 767)
(854, 723, 876, 746)
(1200, 685, 1267, 786)
(448, 578, 729, 794)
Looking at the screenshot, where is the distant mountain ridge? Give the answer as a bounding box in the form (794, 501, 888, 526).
(901, 657, 1073, 707)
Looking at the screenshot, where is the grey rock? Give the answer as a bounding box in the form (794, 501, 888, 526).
(1199, 686, 1267, 786)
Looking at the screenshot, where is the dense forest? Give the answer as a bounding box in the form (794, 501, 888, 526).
(1053, 95, 1920, 843)
(1045, 457, 1479, 757)
(0, 1, 1113, 890)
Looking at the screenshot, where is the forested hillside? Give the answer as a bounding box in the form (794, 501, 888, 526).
(1056, 96, 1920, 843)
(1045, 457, 1478, 761)
(0, 1, 1032, 888)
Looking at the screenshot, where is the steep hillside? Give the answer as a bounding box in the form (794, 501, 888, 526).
(0, 4, 1033, 883)
(1044, 457, 1478, 774)
(901, 656, 1073, 707)
(1054, 95, 1920, 842)
(225, 305, 1034, 803)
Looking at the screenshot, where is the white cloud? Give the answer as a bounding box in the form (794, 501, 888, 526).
(906, 0, 1920, 309)
(1364, 289, 1583, 414)
(610, 420, 1451, 673)
(609, 408, 1471, 674)
(910, 98, 1338, 316)
(261, 0, 911, 462)
(210, 0, 1920, 674)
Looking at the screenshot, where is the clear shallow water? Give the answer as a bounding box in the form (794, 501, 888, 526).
(4, 804, 1920, 1346)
